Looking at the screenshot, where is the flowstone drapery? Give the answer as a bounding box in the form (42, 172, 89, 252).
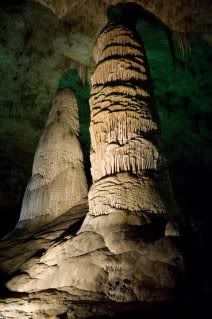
(17, 88, 88, 230)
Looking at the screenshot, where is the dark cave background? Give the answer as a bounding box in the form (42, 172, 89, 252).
(0, 0, 212, 301)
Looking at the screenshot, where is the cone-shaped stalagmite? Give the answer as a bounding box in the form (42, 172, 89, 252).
(5, 22, 183, 303)
(17, 89, 88, 229)
(81, 21, 177, 233)
(78, 20, 184, 295)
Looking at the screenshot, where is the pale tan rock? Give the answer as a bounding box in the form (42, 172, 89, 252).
(0, 287, 179, 319)
(17, 89, 88, 229)
(88, 22, 175, 216)
(78, 21, 183, 300)
(0, 199, 88, 274)
(88, 172, 175, 216)
(0, 22, 183, 308)
(0, 289, 109, 319)
(0, 200, 182, 304)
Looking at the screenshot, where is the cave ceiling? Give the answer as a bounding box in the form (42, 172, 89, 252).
(33, 0, 212, 67)
(35, 0, 212, 34)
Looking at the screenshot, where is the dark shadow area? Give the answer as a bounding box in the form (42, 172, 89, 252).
(0, 180, 25, 238)
(107, 2, 164, 29)
(58, 69, 92, 186)
(171, 162, 212, 300)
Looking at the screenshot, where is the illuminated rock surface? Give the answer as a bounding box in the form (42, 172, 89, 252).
(0, 289, 201, 319)
(0, 200, 183, 318)
(79, 21, 183, 299)
(0, 199, 87, 278)
(16, 88, 88, 229)
(88, 22, 175, 219)
(0, 1, 211, 317)
(0, 23, 183, 310)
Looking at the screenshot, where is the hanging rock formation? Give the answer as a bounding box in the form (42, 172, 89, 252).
(16, 88, 88, 230)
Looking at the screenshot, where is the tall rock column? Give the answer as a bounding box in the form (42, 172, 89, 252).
(17, 88, 88, 230)
(4, 23, 183, 303)
(80, 22, 177, 246)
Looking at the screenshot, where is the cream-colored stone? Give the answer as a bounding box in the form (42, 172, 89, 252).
(88, 172, 174, 216)
(87, 22, 175, 217)
(17, 89, 88, 229)
(0, 199, 88, 273)
(0, 22, 183, 309)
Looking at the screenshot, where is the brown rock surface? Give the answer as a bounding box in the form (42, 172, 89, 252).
(35, 0, 212, 34)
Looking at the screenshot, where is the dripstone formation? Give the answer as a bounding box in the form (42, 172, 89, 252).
(0, 21, 184, 318)
(88, 22, 175, 218)
(17, 88, 88, 230)
(79, 21, 184, 295)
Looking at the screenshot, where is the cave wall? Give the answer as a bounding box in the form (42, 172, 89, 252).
(138, 20, 212, 222)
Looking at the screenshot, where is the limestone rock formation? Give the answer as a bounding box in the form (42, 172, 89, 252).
(0, 2, 211, 316)
(0, 199, 87, 278)
(87, 21, 176, 220)
(77, 21, 184, 297)
(0, 289, 114, 319)
(0, 22, 184, 307)
(16, 88, 88, 229)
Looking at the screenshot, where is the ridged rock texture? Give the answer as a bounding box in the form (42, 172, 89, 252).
(0, 23, 184, 308)
(87, 22, 175, 218)
(78, 21, 184, 296)
(16, 88, 88, 230)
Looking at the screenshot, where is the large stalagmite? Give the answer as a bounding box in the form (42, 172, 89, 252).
(79, 20, 184, 294)
(17, 88, 88, 229)
(80, 21, 177, 238)
(1, 22, 184, 306)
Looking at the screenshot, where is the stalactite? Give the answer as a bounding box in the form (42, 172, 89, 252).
(91, 137, 161, 181)
(91, 84, 150, 99)
(91, 59, 147, 85)
(77, 63, 87, 86)
(91, 112, 158, 139)
(100, 45, 144, 62)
